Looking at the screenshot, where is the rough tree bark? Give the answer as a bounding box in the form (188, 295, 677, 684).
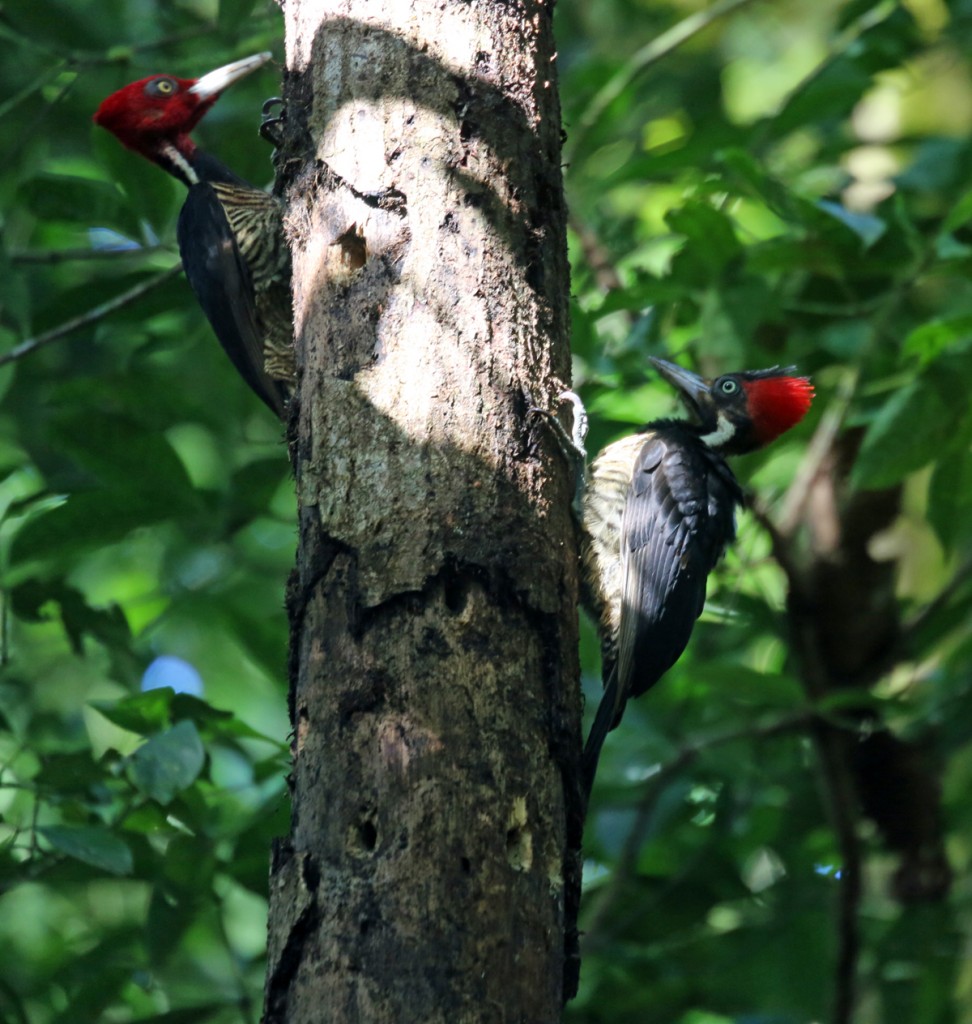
(263, 3, 581, 1022)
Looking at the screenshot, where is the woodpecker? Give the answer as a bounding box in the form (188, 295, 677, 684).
(94, 53, 294, 418)
(571, 357, 814, 794)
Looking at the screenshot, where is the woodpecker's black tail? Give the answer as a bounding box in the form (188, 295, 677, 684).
(581, 668, 624, 802)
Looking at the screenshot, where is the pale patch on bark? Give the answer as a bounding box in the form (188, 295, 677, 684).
(265, 3, 583, 1021)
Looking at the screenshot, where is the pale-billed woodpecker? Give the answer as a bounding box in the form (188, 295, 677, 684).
(94, 53, 294, 418)
(560, 357, 814, 795)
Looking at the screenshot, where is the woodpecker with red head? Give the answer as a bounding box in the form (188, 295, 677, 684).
(569, 357, 814, 795)
(94, 53, 293, 418)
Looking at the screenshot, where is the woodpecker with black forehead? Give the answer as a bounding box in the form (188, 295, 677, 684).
(94, 53, 294, 418)
(570, 357, 814, 795)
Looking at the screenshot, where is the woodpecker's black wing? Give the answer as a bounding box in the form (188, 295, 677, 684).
(613, 437, 725, 700)
(178, 182, 288, 417)
(616, 429, 740, 706)
(582, 427, 741, 792)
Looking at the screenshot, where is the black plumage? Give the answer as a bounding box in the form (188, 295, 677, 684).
(178, 177, 291, 417)
(94, 55, 294, 419)
(581, 423, 742, 785)
(573, 357, 814, 796)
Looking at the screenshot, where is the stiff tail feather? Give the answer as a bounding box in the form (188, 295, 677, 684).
(581, 667, 623, 803)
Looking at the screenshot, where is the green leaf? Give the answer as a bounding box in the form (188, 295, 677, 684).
(720, 149, 795, 219)
(854, 353, 972, 488)
(38, 824, 133, 875)
(942, 187, 972, 233)
(771, 58, 870, 136)
(722, 149, 880, 253)
(91, 689, 175, 735)
(34, 752, 105, 793)
(11, 578, 130, 655)
(928, 449, 972, 552)
(127, 721, 206, 803)
(146, 884, 197, 966)
(903, 317, 972, 366)
(772, 8, 918, 138)
(91, 129, 181, 240)
(815, 200, 886, 248)
(9, 493, 184, 570)
(897, 137, 972, 194)
(227, 457, 290, 523)
(219, 0, 259, 29)
(698, 277, 775, 365)
(8, 3, 108, 49)
(167, 694, 278, 742)
(9, 410, 204, 572)
(819, 320, 871, 360)
(593, 276, 688, 316)
(666, 202, 742, 278)
(18, 174, 140, 237)
(46, 409, 199, 504)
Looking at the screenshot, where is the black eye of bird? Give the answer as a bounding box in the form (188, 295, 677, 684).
(146, 78, 176, 97)
(719, 378, 739, 395)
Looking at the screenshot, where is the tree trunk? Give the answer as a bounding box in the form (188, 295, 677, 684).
(263, 3, 580, 1022)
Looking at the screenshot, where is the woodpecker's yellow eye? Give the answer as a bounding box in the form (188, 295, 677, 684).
(718, 378, 739, 395)
(146, 77, 177, 97)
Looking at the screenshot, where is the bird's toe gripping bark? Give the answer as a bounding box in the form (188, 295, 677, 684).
(259, 97, 287, 148)
(557, 390, 589, 459)
(528, 389, 589, 519)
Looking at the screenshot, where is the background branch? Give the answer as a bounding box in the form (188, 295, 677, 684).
(0, 265, 181, 368)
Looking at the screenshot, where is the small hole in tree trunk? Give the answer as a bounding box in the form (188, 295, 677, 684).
(348, 814, 379, 855)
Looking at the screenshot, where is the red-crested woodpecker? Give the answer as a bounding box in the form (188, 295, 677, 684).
(94, 53, 293, 417)
(567, 357, 814, 793)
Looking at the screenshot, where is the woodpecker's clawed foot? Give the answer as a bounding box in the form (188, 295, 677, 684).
(530, 390, 588, 462)
(557, 390, 589, 458)
(260, 97, 287, 147)
(528, 390, 590, 517)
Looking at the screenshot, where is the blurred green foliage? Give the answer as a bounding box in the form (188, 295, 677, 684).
(561, 1, 972, 1022)
(2, 0, 972, 1021)
(0, 2, 291, 1021)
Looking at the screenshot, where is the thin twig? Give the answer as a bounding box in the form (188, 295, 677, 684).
(582, 710, 820, 946)
(567, 0, 758, 160)
(0, 265, 182, 368)
(568, 212, 625, 295)
(0, 63, 66, 120)
(0, 10, 229, 67)
(0, 12, 66, 60)
(10, 246, 164, 265)
(781, 297, 887, 317)
(748, 1, 900, 154)
(899, 556, 972, 647)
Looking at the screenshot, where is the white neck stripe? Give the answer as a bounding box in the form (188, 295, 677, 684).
(161, 143, 198, 185)
(699, 412, 736, 448)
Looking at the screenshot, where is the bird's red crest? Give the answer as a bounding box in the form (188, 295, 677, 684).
(93, 77, 210, 153)
(742, 375, 814, 445)
(95, 55, 271, 167)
